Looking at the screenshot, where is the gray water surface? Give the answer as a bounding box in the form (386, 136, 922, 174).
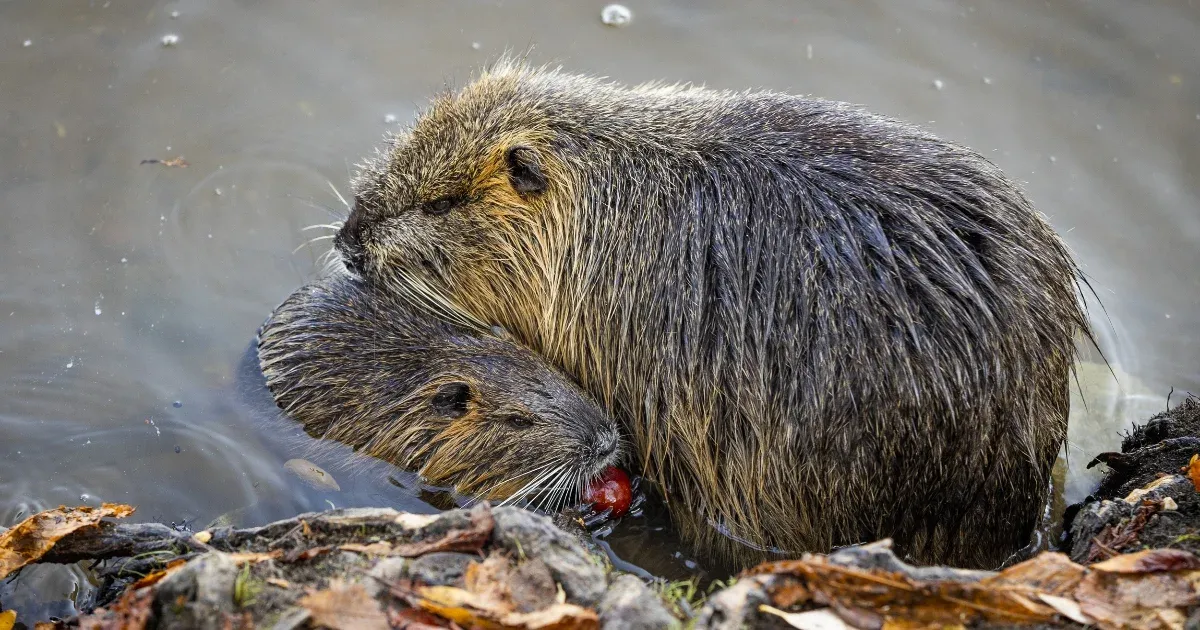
(2, 0, 1197, 623)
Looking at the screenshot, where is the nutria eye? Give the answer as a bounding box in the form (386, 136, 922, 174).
(424, 196, 458, 216)
(503, 414, 535, 429)
(431, 382, 471, 417)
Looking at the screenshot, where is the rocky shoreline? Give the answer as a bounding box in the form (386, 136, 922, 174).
(4, 397, 1200, 629)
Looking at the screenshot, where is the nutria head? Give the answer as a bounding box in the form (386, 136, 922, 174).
(256, 273, 621, 508)
(331, 60, 589, 344)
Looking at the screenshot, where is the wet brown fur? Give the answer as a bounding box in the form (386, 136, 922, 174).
(256, 273, 621, 506)
(336, 59, 1093, 569)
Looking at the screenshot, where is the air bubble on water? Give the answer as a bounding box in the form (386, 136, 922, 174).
(383, 113, 398, 124)
(173, 400, 183, 408)
(982, 76, 993, 85)
(23, 40, 32, 48)
(94, 295, 103, 316)
(170, 10, 180, 19)
(65, 358, 74, 369)
(214, 188, 222, 196)
(932, 79, 945, 90)
(120, 257, 128, 263)
(806, 44, 813, 60)
(1095, 123, 1103, 130)
(601, 4, 632, 27)
(1049, 155, 1057, 163)
(161, 34, 179, 47)
(207, 234, 213, 239)
(80, 493, 90, 502)
(471, 42, 481, 50)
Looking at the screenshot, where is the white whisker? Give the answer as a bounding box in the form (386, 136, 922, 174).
(327, 180, 351, 209)
(292, 234, 336, 255)
(302, 223, 344, 233)
(501, 461, 567, 508)
(467, 460, 558, 507)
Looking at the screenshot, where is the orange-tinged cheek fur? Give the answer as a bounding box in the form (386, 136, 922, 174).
(418, 416, 487, 484)
(442, 142, 577, 354)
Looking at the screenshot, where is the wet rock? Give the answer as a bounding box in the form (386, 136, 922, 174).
(510, 559, 558, 613)
(692, 575, 777, 630)
(492, 506, 607, 606)
(1065, 396, 1200, 563)
(153, 552, 239, 630)
(599, 574, 680, 630)
(407, 552, 475, 586)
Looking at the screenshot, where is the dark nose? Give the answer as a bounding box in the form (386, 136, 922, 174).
(596, 429, 619, 459)
(335, 212, 366, 275)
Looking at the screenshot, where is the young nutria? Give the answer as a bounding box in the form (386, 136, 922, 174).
(256, 272, 622, 508)
(334, 60, 1092, 569)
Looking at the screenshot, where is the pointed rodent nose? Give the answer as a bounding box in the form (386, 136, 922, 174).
(597, 429, 620, 459)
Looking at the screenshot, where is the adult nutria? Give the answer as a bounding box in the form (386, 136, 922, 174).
(256, 272, 622, 508)
(334, 60, 1092, 569)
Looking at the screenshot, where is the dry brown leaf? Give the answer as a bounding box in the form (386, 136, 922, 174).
(34, 622, 60, 630)
(1075, 569, 1199, 629)
(0, 503, 136, 579)
(128, 558, 188, 590)
(228, 551, 281, 565)
(760, 605, 849, 630)
(394, 504, 494, 557)
(983, 551, 1085, 595)
(395, 513, 441, 529)
(266, 577, 292, 589)
(388, 606, 454, 629)
(501, 603, 600, 630)
(464, 553, 516, 610)
(1036, 593, 1093, 625)
(287, 545, 333, 562)
(1187, 454, 1200, 492)
(339, 542, 395, 556)
(297, 579, 389, 630)
(412, 584, 598, 630)
(746, 551, 1075, 627)
(880, 618, 963, 630)
(0, 610, 15, 630)
(1091, 548, 1200, 574)
(284, 459, 340, 491)
(76, 586, 154, 630)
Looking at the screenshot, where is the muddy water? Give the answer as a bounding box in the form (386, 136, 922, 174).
(1, 0, 1197, 621)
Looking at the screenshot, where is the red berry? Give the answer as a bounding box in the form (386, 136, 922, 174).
(584, 466, 632, 517)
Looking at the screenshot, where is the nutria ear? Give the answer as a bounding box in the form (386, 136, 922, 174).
(431, 382, 472, 418)
(505, 146, 547, 195)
